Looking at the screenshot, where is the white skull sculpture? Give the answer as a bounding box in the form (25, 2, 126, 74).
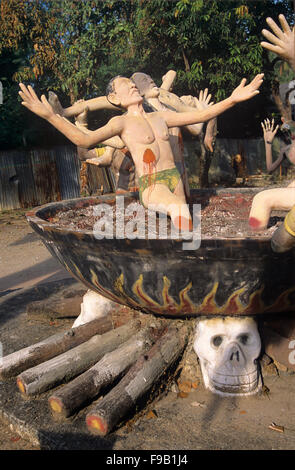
(72, 289, 115, 328)
(193, 316, 261, 396)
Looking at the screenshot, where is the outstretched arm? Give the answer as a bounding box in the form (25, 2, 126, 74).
(63, 96, 119, 118)
(180, 88, 213, 136)
(19, 83, 124, 148)
(47, 91, 119, 118)
(161, 74, 264, 128)
(161, 70, 177, 91)
(261, 14, 295, 72)
(75, 105, 125, 149)
(261, 118, 283, 172)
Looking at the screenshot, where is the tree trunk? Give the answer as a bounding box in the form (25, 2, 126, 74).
(198, 132, 212, 188)
(182, 50, 190, 73)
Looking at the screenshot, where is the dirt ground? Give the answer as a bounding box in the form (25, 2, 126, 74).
(0, 209, 70, 450)
(1, 208, 295, 451)
(0, 209, 71, 295)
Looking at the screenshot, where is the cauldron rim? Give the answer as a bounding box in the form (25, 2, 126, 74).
(25, 188, 282, 248)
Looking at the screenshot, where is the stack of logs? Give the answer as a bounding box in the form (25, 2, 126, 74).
(0, 313, 190, 436)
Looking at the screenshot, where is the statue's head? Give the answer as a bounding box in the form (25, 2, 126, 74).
(130, 72, 160, 99)
(106, 76, 143, 109)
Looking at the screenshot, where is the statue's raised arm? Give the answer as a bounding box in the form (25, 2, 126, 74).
(261, 14, 295, 72)
(19, 83, 123, 148)
(161, 74, 264, 128)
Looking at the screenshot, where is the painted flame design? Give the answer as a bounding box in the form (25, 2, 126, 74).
(130, 275, 295, 316)
(66, 262, 295, 316)
(90, 269, 126, 304)
(132, 274, 194, 315)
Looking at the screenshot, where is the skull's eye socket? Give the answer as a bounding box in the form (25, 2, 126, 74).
(238, 334, 249, 345)
(212, 335, 223, 348)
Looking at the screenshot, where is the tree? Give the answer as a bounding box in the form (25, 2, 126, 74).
(0, 0, 142, 146)
(0, 0, 293, 149)
(132, 1, 293, 134)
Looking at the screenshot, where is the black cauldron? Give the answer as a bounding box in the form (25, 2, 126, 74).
(26, 189, 295, 317)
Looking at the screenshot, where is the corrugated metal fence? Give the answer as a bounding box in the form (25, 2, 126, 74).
(0, 145, 114, 211)
(0, 139, 268, 211)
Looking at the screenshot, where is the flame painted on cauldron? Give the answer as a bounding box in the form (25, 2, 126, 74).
(119, 274, 295, 316)
(58, 256, 295, 316)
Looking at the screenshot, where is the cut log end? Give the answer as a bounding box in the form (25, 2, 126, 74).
(86, 414, 108, 436)
(49, 396, 64, 415)
(16, 377, 26, 395)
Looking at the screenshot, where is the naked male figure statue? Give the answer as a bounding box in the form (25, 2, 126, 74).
(59, 70, 214, 195)
(131, 71, 215, 198)
(19, 73, 263, 231)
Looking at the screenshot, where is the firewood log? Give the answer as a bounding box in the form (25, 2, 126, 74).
(0, 316, 113, 380)
(17, 320, 141, 396)
(48, 325, 164, 418)
(86, 324, 189, 436)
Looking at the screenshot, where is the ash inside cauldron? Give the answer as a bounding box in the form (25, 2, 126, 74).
(47, 191, 284, 239)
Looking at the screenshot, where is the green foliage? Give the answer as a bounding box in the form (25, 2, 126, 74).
(0, 0, 294, 147)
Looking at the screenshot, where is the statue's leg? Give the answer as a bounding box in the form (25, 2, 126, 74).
(141, 183, 192, 231)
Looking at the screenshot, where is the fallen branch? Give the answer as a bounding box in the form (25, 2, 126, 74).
(16, 320, 141, 397)
(48, 324, 164, 418)
(0, 316, 113, 380)
(86, 323, 189, 436)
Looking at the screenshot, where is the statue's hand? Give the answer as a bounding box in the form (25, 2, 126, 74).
(195, 88, 213, 110)
(181, 89, 213, 110)
(261, 118, 279, 143)
(161, 70, 177, 91)
(19, 83, 55, 121)
(230, 74, 264, 104)
(261, 15, 295, 70)
(86, 157, 103, 166)
(162, 70, 176, 82)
